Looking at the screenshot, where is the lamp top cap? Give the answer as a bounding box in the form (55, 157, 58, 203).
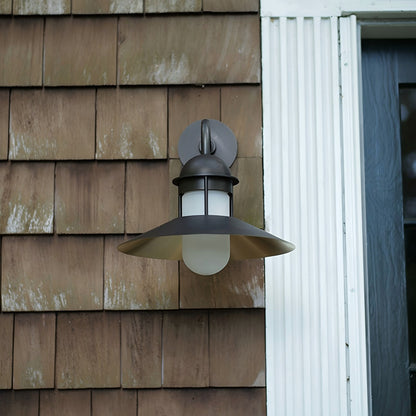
(173, 153, 239, 185)
(177, 119, 238, 167)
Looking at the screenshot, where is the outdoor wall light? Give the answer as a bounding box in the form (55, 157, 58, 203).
(118, 119, 294, 275)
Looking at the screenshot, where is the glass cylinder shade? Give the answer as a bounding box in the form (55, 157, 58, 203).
(182, 190, 230, 216)
(182, 190, 230, 275)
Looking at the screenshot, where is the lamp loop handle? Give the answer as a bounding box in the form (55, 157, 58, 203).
(200, 119, 215, 155)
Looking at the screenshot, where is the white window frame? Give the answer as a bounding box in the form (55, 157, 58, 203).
(261, 2, 416, 415)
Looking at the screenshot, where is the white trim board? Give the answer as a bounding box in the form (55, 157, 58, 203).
(339, 16, 369, 416)
(261, 0, 416, 17)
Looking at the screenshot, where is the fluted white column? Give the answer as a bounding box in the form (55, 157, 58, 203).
(262, 16, 350, 416)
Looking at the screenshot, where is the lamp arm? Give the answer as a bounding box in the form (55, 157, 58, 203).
(200, 119, 213, 155)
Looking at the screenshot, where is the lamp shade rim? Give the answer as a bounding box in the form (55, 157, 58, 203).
(118, 215, 295, 261)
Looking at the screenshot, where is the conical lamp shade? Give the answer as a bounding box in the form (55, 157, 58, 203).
(118, 215, 295, 261)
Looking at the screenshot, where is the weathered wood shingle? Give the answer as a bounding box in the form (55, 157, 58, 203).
(126, 161, 170, 233)
(137, 388, 266, 416)
(119, 15, 260, 85)
(10, 89, 95, 160)
(92, 389, 137, 416)
(40, 390, 91, 416)
(13, 313, 55, 389)
(13, 0, 70, 14)
(145, 0, 201, 13)
(231, 157, 264, 228)
(221, 86, 263, 158)
(73, 0, 143, 14)
(44, 17, 117, 86)
(203, 0, 259, 12)
(121, 311, 162, 388)
(180, 259, 264, 308)
(209, 309, 265, 387)
(56, 312, 120, 388)
(0, 18, 43, 86)
(0, 0, 11, 13)
(2, 236, 104, 311)
(0, 90, 9, 160)
(97, 88, 167, 159)
(0, 390, 39, 416)
(163, 311, 209, 387)
(104, 236, 178, 310)
(55, 162, 125, 234)
(0, 163, 54, 234)
(0, 313, 13, 388)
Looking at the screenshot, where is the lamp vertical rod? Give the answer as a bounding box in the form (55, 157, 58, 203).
(204, 176, 208, 215)
(178, 193, 182, 217)
(201, 119, 211, 216)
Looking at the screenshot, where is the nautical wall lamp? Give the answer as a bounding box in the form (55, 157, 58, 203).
(118, 119, 294, 275)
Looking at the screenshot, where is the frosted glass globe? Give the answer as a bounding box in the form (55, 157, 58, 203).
(182, 234, 230, 275)
(181, 190, 230, 275)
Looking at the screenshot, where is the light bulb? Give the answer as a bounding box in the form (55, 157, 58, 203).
(181, 190, 230, 275)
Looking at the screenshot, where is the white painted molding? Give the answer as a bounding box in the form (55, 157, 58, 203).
(339, 16, 370, 416)
(261, 0, 340, 17)
(263, 16, 348, 416)
(341, 0, 416, 15)
(261, 0, 416, 17)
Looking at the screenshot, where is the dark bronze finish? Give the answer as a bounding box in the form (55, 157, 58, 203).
(177, 119, 237, 167)
(118, 119, 295, 264)
(173, 119, 238, 218)
(118, 215, 295, 260)
(200, 119, 211, 155)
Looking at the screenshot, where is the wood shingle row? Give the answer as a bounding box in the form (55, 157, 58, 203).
(0, 310, 265, 389)
(0, 16, 259, 86)
(4, 86, 262, 160)
(2, 236, 264, 311)
(0, 159, 263, 234)
(0, 388, 266, 416)
(0, 0, 259, 15)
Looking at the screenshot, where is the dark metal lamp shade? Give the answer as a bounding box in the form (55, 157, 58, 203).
(117, 215, 295, 260)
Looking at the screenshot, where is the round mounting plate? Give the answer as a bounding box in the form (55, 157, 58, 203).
(177, 119, 238, 167)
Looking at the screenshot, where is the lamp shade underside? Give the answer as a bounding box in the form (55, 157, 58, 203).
(117, 215, 295, 261)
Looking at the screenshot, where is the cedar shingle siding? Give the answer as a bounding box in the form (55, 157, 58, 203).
(0, 1, 265, 414)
